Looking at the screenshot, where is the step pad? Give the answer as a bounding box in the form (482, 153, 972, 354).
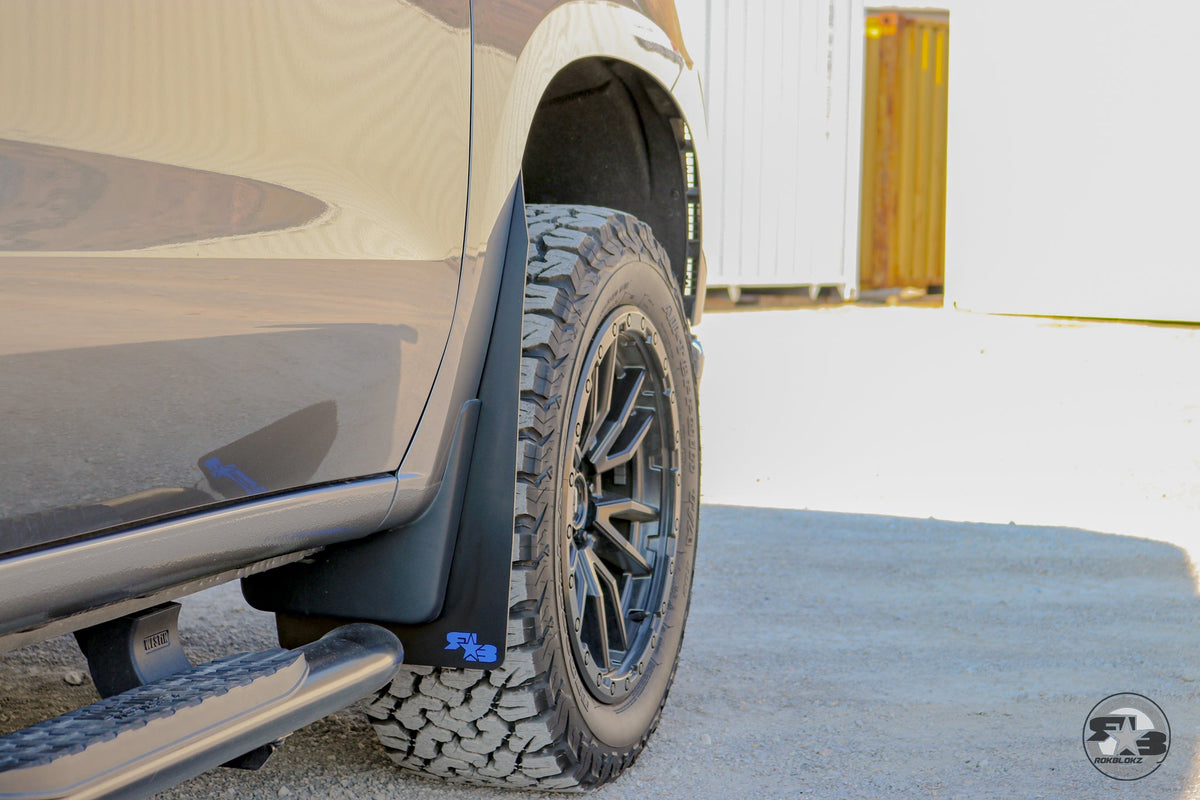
(0, 624, 402, 800)
(0, 649, 301, 773)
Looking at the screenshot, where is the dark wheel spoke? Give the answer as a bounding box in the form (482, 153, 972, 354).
(590, 516, 652, 577)
(582, 550, 612, 670)
(587, 367, 645, 464)
(596, 497, 659, 524)
(583, 348, 617, 454)
(592, 408, 654, 473)
(589, 553, 628, 655)
(571, 550, 594, 613)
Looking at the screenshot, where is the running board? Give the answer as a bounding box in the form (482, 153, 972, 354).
(0, 624, 403, 800)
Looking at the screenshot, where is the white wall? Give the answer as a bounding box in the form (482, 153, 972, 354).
(940, 0, 1200, 322)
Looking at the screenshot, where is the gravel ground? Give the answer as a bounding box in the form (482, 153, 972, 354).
(3, 305, 1199, 799)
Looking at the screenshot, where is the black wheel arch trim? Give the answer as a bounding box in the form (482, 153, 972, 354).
(522, 57, 705, 326)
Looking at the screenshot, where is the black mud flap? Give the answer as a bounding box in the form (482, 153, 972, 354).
(243, 183, 526, 670)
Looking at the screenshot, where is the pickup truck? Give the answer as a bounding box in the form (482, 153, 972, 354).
(0, 0, 706, 795)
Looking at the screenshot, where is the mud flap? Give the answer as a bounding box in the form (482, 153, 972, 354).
(244, 183, 526, 669)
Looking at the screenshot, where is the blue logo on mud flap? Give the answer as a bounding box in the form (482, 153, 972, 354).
(445, 632, 498, 663)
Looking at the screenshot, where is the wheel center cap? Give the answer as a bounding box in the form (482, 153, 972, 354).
(570, 474, 590, 530)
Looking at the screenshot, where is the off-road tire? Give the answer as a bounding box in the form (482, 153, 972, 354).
(365, 205, 701, 790)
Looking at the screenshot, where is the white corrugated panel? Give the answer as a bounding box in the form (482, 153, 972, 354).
(679, 0, 865, 295)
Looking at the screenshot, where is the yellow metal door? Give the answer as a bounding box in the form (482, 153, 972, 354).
(860, 10, 949, 292)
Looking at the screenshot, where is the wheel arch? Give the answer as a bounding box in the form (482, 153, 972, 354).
(521, 56, 705, 324)
(468, 0, 708, 325)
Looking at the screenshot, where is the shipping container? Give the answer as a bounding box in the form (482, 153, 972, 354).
(682, 0, 867, 299)
(859, 10, 950, 292)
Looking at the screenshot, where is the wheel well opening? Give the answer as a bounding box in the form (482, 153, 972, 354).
(521, 58, 700, 321)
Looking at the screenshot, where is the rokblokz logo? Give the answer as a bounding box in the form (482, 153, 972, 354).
(444, 631, 498, 663)
(1083, 693, 1170, 780)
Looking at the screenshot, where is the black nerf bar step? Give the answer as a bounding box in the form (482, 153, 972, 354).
(0, 624, 403, 800)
